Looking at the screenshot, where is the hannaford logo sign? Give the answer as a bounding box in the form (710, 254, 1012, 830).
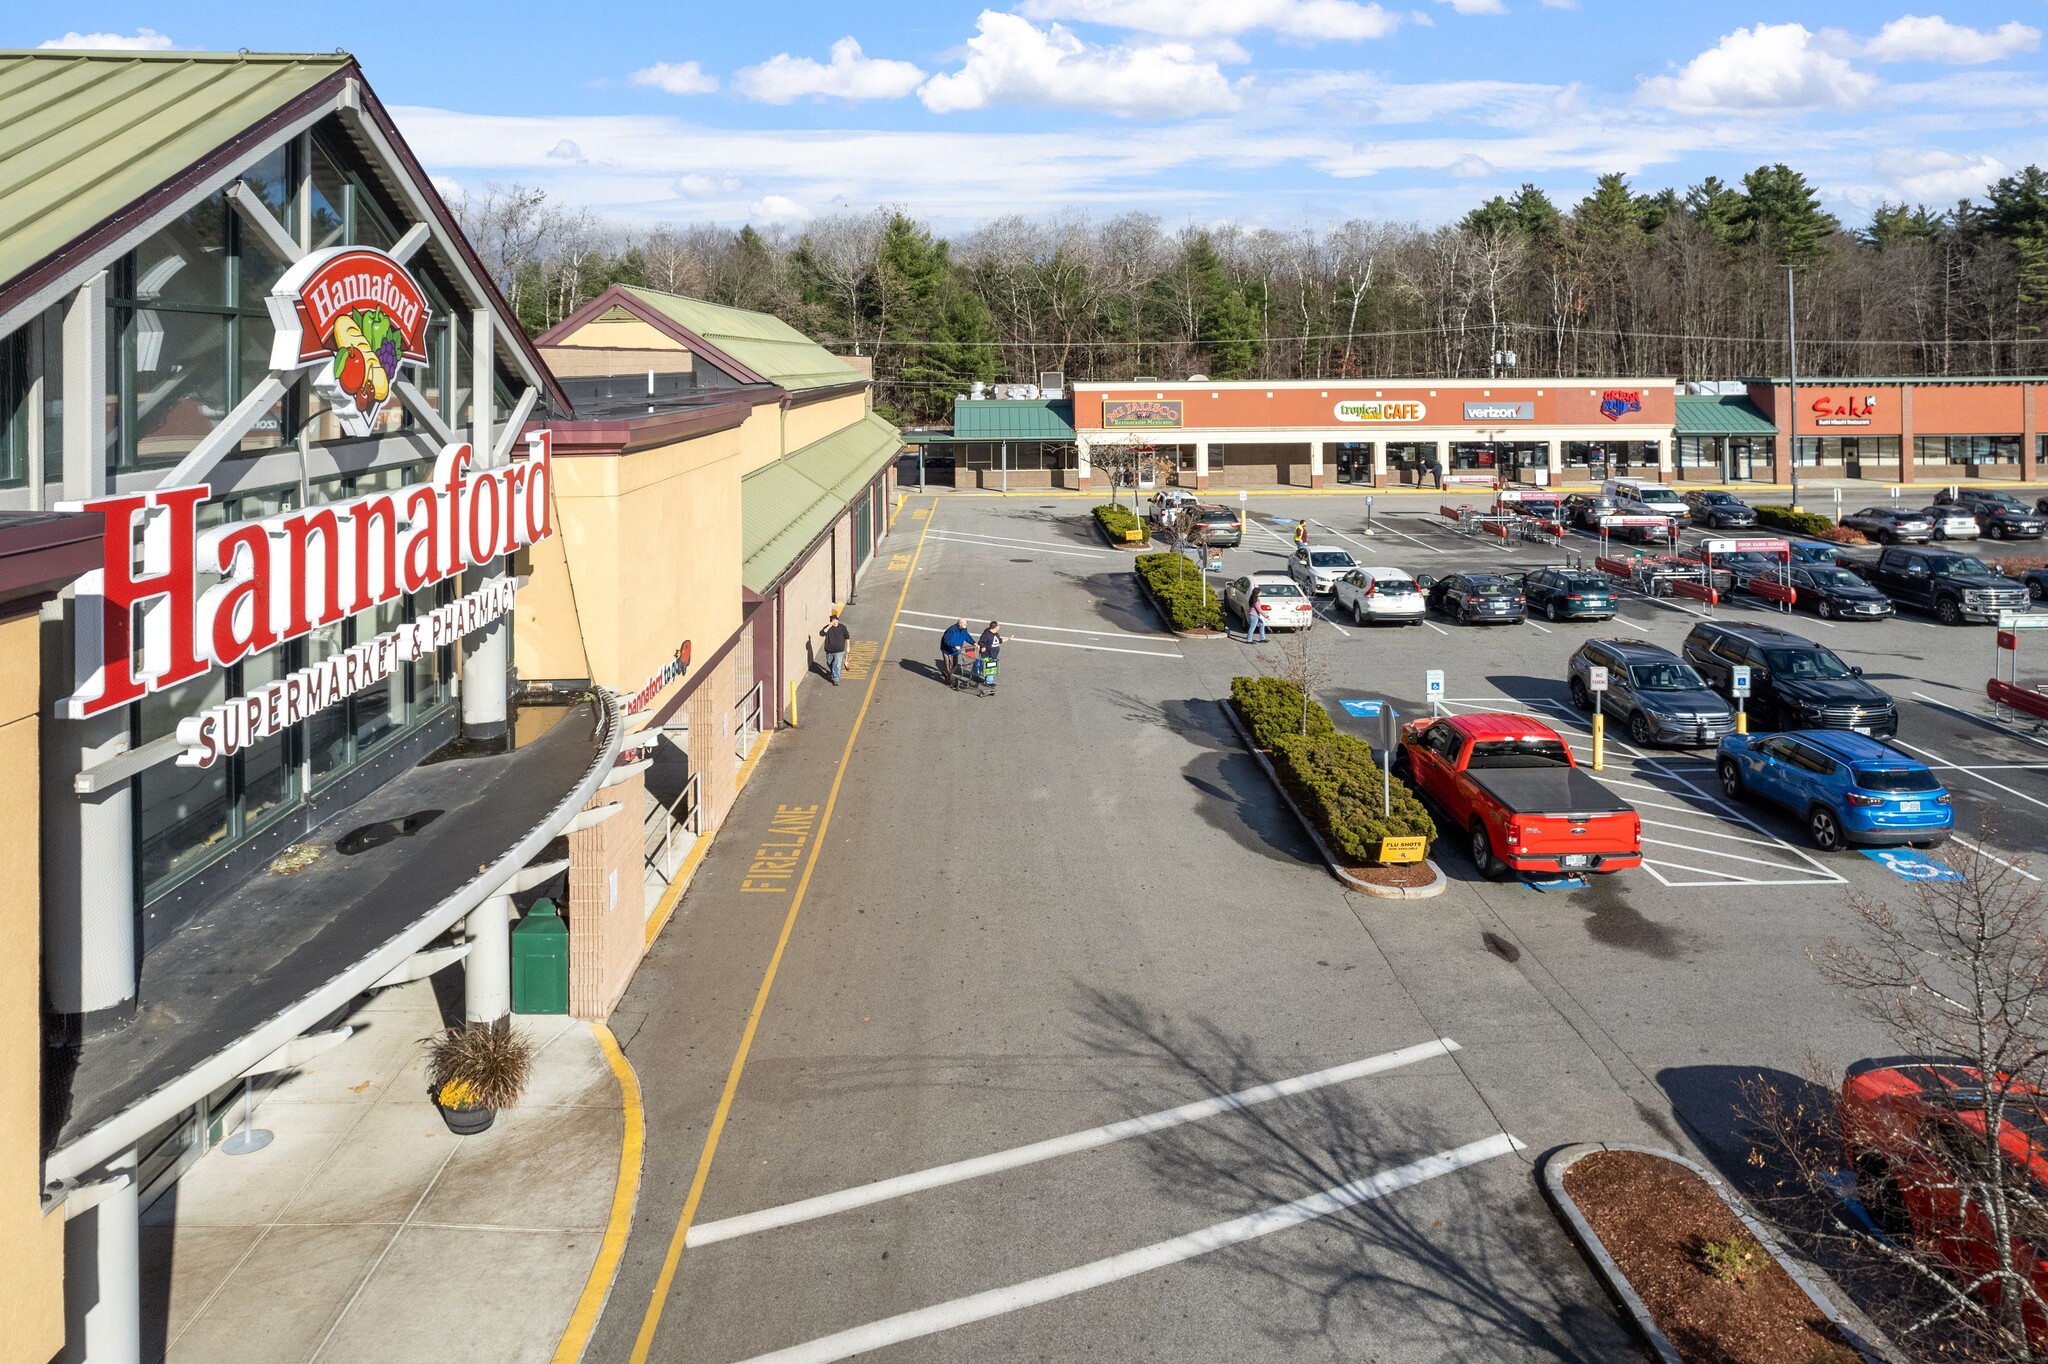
(1811, 394, 1876, 427)
(268, 246, 431, 437)
(1599, 390, 1643, 421)
(58, 435, 556, 768)
(1102, 399, 1183, 429)
(1334, 400, 1425, 423)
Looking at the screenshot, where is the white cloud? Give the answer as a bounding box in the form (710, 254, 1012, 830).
(1863, 15, 2039, 66)
(749, 194, 813, 223)
(630, 61, 719, 96)
(431, 175, 465, 202)
(678, 174, 743, 195)
(1016, 0, 1398, 42)
(547, 139, 584, 161)
(1640, 23, 1878, 112)
(1433, 0, 1506, 14)
(1540, 0, 1578, 9)
(39, 28, 173, 50)
(734, 38, 926, 104)
(1879, 147, 2006, 201)
(919, 13, 1241, 116)
(1409, 9, 1435, 26)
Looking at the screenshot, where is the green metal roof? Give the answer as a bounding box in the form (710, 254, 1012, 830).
(741, 412, 904, 592)
(953, 398, 1076, 441)
(1675, 394, 1777, 436)
(620, 286, 862, 392)
(0, 50, 349, 290)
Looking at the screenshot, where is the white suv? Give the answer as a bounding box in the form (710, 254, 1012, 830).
(1288, 544, 1358, 596)
(1223, 572, 1315, 632)
(1333, 568, 1427, 625)
(1602, 478, 1689, 523)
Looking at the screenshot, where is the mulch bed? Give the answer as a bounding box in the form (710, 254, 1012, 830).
(1564, 1149, 1858, 1364)
(1241, 703, 1433, 885)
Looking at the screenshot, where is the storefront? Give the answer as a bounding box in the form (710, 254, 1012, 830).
(2, 51, 633, 1362)
(1674, 394, 1778, 482)
(903, 397, 1077, 488)
(1069, 380, 1677, 489)
(1745, 377, 2042, 484)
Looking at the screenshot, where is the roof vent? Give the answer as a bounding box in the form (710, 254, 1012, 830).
(1186, 374, 1208, 383)
(1038, 370, 1065, 398)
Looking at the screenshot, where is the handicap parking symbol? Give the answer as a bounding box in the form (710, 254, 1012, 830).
(1340, 700, 1383, 718)
(1861, 848, 1964, 882)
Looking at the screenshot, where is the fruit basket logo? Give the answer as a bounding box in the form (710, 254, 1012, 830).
(267, 247, 432, 437)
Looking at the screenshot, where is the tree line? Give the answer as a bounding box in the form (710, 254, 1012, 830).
(455, 164, 2048, 423)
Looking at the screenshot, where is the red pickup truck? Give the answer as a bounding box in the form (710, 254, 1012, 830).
(1398, 712, 1641, 877)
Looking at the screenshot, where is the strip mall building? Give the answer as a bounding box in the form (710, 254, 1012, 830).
(0, 49, 893, 1364)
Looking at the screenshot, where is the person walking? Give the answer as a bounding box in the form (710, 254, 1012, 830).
(939, 618, 974, 683)
(1292, 519, 1309, 549)
(820, 611, 851, 685)
(977, 620, 1005, 661)
(1427, 455, 1443, 489)
(1246, 590, 1271, 643)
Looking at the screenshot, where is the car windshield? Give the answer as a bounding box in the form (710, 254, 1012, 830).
(1630, 663, 1707, 691)
(1195, 511, 1235, 523)
(1636, 489, 1685, 506)
(1854, 767, 1942, 793)
(1802, 568, 1865, 591)
(1794, 544, 1843, 563)
(1561, 576, 1610, 592)
(1469, 581, 1518, 597)
(1255, 582, 1304, 598)
(1915, 508, 1965, 520)
(1762, 647, 1855, 680)
(1465, 738, 1573, 769)
(1702, 493, 1738, 505)
(1928, 554, 1994, 577)
(1308, 551, 1354, 567)
(1372, 577, 1415, 594)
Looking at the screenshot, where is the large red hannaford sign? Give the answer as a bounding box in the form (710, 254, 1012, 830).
(57, 435, 555, 735)
(268, 246, 432, 437)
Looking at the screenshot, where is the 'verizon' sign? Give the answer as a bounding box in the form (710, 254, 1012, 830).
(58, 436, 556, 767)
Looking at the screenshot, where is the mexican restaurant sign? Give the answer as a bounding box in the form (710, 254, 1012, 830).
(1335, 399, 1426, 423)
(57, 435, 556, 769)
(269, 246, 432, 437)
(1102, 399, 1183, 429)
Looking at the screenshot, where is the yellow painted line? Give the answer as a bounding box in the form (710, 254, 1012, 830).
(552, 1024, 645, 1364)
(626, 498, 939, 1364)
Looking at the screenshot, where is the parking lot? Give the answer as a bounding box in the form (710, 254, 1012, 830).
(601, 488, 2048, 1363)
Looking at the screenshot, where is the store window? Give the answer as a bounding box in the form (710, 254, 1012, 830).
(0, 308, 65, 489)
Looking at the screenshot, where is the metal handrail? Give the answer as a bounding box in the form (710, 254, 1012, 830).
(644, 770, 701, 887)
(735, 681, 764, 760)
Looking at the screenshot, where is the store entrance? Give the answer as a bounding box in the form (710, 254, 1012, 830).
(1333, 443, 1372, 484)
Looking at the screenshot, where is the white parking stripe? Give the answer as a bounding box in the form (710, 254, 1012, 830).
(1911, 692, 2048, 752)
(1891, 739, 2048, 812)
(1947, 834, 2042, 882)
(924, 530, 1104, 559)
(733, 1135, 1524, 1364)
(899, 609, 1168, 641)
(896, 622, 1179, 659)
(688, 1038, 1462, 1248)
(1361, 518, 1446, 555)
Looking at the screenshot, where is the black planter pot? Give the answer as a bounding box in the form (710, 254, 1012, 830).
(437, 1101, 496, 1135)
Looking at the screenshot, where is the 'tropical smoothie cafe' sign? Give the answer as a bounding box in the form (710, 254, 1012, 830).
(58, 246, 555, 770)
(1335, 399, 1426, 423)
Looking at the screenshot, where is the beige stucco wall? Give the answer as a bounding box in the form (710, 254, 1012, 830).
(556, 316, 682, 352)
(0, 608, 63, 1362)
(736, 404, 784, 475)
(540, 346, 693, 378)
(783, 393, 870, 453)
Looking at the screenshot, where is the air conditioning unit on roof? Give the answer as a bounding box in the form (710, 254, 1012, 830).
(1038, 371, 1065, 398)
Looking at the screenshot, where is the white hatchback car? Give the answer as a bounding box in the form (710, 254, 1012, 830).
(1332, 567, 1428, 625)
(1288, 544, 1358, 595)
(1223, 571, 1315, 632)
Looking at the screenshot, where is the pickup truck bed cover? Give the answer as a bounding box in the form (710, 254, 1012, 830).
(1466, 765, 1631, 816)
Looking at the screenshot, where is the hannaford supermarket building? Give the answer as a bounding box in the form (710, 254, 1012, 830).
(924, 377, 2047, 489)
(0, 48, 894, 1363)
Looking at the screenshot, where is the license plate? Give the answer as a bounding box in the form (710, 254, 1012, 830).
(1852, 725, 1873, 735)
(1899, 799, 1921, 812)
(1561, 854, 1591, 869)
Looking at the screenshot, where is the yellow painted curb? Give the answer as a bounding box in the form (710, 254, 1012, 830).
(550, 1024, 644, 1364)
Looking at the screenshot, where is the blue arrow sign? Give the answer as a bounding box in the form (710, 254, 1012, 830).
(1340, 700, 1384, 717)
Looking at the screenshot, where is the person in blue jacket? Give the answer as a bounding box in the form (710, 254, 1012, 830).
(939, 618, 974, 683)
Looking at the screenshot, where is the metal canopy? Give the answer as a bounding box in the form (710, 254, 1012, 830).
(1675, 394, 1777, 436)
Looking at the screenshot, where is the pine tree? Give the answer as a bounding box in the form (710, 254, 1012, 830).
(1986, 166, 2048, 316)
(1738, 163, 1839, 261)
(1684, 176, 1750, 248)
(1865, 202, 1943, 248)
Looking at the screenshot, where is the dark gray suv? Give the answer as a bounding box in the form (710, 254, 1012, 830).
(1568, 639, 1735, 747)
(1680, 621, 1898, 736)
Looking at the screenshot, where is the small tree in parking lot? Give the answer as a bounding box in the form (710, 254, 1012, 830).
(1272, 617, 1331, 736)
(1166, 504, 1212, 607)
(1093, 438, 1169, 516)
(1742, 833, 2048, 1361)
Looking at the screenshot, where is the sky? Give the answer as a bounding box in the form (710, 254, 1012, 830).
(13, 3, 2048, 235)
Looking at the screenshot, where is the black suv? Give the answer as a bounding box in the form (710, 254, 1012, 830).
(1680, 621, 1898, 736)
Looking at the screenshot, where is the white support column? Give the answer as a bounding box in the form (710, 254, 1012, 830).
(461, 308, 508, 741)
(465, 894, 514, 1024)
(1074, 436, 1092, 492)
(64, 1151, 141, 1364)
(1194, 440, 1211, 491)
(62, 272, 107, 503)
(1657, 433, 1675, 476)
(1372, 442, 1389, 489)
(1547, 438, 1564, 484)
(1309, 441, 1326, 490)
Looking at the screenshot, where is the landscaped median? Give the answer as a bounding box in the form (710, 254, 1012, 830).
(1135, 551, 1226, 634)
(1093, 501, 1151, 548)
(1225, 676, 1443, 898)
(1754, 505, 1867, 545)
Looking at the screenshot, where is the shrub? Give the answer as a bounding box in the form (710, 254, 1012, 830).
(1271, 733, 1436, 861)
(1699, 1234, 1767, 1289)
(1136, 552, 1225, 631)
(425, 1019, 534, 1111)
(1231, 675, 1335, 749)
(1093, 502, 1144, 541)
(1753, 505, 1838, 538)
(1817, 525, 1867, 545)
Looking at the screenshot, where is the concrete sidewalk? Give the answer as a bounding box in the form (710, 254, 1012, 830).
(138, 978, 631, 1364)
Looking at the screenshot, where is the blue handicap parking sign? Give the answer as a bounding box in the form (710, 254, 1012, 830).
(1340, 700, 1384, 717)
(1861, 848, 1964, 882)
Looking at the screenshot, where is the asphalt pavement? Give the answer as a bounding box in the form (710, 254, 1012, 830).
(589, 489, 2048, 1363)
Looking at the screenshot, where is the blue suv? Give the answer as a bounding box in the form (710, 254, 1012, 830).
(1715, 730, 1951, 851)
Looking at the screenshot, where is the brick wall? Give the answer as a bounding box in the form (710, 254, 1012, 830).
(567, 768, 647, 1020)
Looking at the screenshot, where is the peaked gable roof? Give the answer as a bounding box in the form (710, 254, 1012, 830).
(540, 284, 865, 394)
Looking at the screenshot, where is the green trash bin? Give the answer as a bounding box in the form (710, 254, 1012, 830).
(511, 898, 570, 1015)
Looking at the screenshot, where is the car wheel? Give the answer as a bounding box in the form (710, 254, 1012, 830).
(1352, 601, 1365, 625)
(1469, 823, 1500, 878)
(1935, 595, 1962, 626)
(1628, 711, 1654, 746)
(1817, 599, 1834, 620)
(2030, 579, 2046, 602)
(1719, 758, 1744, 799)
(1855, 1156, 1912, 1237)
(1932, 527, 1945, 541)
(1546, 601, 1559, 622)
(1570, 677, 1592, 711)
(1809, 805, 1845, 852)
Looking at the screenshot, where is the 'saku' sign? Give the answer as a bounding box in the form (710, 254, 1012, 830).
(1102, 399, 1184, 429)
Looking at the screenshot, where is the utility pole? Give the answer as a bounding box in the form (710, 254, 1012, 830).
(1786, 265, 1802, 513)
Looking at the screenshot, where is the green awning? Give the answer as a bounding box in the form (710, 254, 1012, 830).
(785, 412, 904, 504)
(952, 399, 1076, 441)
(741, 412, 904, 593)
(1676, 395, 1777, 436)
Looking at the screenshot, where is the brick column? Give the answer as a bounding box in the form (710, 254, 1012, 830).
(1899, 386, 1916, 488)
(1309, 441, 1325, 489)
(2024, 386, 2039, 483)
(568, 769, 647, 1021)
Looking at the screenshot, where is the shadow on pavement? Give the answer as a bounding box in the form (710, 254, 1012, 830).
(1070, 989, 1636, 1360)
(1052, 567, 1169, 635)
(989, 506, 1107, 549)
